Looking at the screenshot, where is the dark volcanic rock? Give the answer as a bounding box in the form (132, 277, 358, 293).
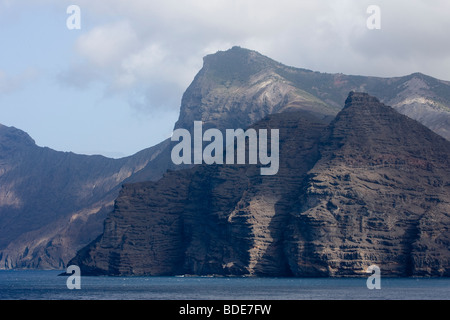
(285, 92, 450, 277)
(69, 111, 328, 276)
(4, 47, 450, 270)
(70, 92, 450, 277)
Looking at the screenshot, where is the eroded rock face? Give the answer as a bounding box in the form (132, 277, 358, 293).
(71, 92, 450, 277)
(285, 92, 450, 277)
(4, 47, 450, 270)
(70, 111, 327, 276)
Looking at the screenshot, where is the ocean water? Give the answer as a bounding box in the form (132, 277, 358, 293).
(0, 270, 449, 300)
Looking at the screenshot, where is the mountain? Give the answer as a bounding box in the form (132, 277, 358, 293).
(2, 46, 450, 269)
(285, 92, 450, 276)
(70, 92, 450, 277)
(0, 124, 168, 269)
(176, 47, 450, 140)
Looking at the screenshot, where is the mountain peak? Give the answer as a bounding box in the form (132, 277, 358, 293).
(324, 91, 450, 168)
(204, 46, 268, 63)
(344, 91, 381, 109)
(201, 46, 279, 83)
(0, 124, 36, 149)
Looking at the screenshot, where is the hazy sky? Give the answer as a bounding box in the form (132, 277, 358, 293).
(1, 0, 450, 158)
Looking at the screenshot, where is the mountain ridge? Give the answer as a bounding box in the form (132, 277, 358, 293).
(2, 46, 450, 269)
(0, 123, 166, 268)
(177, 46, 450, 140)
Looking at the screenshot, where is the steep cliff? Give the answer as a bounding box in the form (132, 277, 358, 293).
(285, 92, 450, 276)
(71, 92, 450, 277)
(70, 110, 328, 276)
(3, 47, 450, 270)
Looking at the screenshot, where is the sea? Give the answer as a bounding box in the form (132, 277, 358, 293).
(0, 270, 449, 300)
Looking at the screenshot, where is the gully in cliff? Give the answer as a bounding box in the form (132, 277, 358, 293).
(171, 121, 279, 175)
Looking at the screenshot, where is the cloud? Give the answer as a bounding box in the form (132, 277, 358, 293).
(54, 0, 450, 114)
(0, 68, 39, 94)
(76, 20, 140, 68)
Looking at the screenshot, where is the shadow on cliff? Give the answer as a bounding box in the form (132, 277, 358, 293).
(251, 194, 296, 277)
(251, 113, 328, 277)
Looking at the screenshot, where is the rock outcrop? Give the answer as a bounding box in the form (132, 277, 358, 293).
(70, 92, 450, 277)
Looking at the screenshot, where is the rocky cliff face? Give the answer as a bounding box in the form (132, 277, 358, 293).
(3, 47, 450, 270)
(70, 92, 450, 277)
(174, 47, 336, 134)
(285, 92, 450, 276)
(70, 110, 328, 276)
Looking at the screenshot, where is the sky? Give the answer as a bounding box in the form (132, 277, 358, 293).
(1, 0, 450, 158)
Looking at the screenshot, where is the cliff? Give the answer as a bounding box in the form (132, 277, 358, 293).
(285, 92, 450, 276)
(3, 47, 450, 269)
(70, 92, 450, 277)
